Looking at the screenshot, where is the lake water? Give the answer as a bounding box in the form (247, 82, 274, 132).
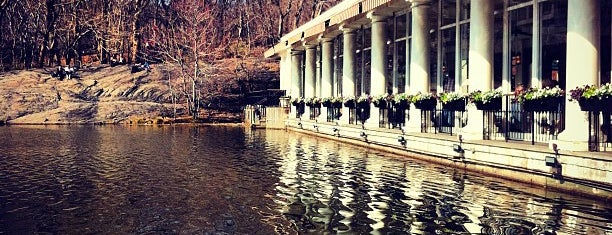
(0, 125, 610, 234)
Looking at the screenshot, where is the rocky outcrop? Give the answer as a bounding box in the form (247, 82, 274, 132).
(0, 65, 177, 124)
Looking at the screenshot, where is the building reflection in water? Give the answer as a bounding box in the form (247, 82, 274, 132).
(270, 130, 611, 234)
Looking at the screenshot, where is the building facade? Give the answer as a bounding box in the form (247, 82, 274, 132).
(265, 0, 611, 152)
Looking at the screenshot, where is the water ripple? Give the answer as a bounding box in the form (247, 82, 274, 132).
(0, 126, 610, 234)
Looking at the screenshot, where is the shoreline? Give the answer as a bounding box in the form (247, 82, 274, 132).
(1, 121, 244, 127)
(282, 119, 612, 202)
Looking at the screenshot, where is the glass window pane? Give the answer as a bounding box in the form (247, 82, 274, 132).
(387, 38, 394, 94)
(430, 30, 438, 93)
(442, 28, 456, 92)
(494, 0, 503, 89)
(396, 40, 407, 93)
(601, 0, 612, 84)
(335, 35, 343, 96)
(364, 50, 371, 94)
(540, 0, 567, 89)
(459, 23, 469, 91)
(396, 14, 407, 39)
(430, 0, 439, 93)
(460, 0, 470, 21)
(442, 0, 457, 26)
(510, 6, 533, 91)
(364, 27, 372, 49)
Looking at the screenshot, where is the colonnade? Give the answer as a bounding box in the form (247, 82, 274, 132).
(280, 0, 601, 151)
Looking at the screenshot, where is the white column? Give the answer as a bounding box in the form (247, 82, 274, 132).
(291, 50, 303, 98)
(279, 51, 291, 95)
(409, 1, 431, 94)
(462, 0, 494, 140)
(290, 50, 303, 119)
(321, 39, 334, 98)
(340, 28, 357, 125)
(406, 0, 431, 133)
(556, 0, 600, 151)
(370, 14, 388, 96)
(320, 38, 335, 123)
(305, 45, 317, 120)
(365, 14, 388, 129)
(304, 45, 317, 98)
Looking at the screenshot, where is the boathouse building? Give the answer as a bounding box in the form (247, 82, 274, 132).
(259, 0, 611, 198)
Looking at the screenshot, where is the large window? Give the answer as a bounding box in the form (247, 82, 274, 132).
(386, 17, 395, 94)
(431, 0, 471, 94)
(334, 35, 343, 96)
(395, 14, 408, 94)
(509, 5, 533, 90)
(356, 28, 363, 95)
(429, 0, 439, 93)
(355, 26, 372, 96)
(441, 28, 456, 92)
(602, 0, 612, 84)
(539, 0, 567, 89)
(494, 0, 504, 89)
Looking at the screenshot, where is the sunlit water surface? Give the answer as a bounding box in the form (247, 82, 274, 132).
(0, 126, 610, 234)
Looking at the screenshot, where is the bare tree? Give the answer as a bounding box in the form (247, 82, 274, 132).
(153, 0, 227, 120)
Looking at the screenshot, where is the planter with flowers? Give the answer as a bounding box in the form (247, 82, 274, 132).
(569, 83, 612, 112)
(469, 88, 503, 111)
(321, 97, 334, 108)
(305, 97, 321, 108)
(291, 97, 305, 107)
(410, 92, 437, 110)
(372, 94, 392, 108)
(343, 96, 356, 108)
(332, 97, 344, 108)
(439, 92, 467, 111)
(393, 93, 411, 109)
(518, 86, 565, 112)
(356, 95, 372, 109)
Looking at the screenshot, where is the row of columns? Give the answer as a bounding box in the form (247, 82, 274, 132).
(287, 0, 600, 151)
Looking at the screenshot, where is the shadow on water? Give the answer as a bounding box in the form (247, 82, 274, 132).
(0, 126, 610, 234)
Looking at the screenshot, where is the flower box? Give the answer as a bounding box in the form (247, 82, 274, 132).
(523, 97, 562, 112)
(393, 100, 409, 109)
(475, 97, 502, 111)
(442, 98, 465, 111)
(414, 98, 437, 110)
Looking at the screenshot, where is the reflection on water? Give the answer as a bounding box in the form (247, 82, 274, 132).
(0, 126, 610, 234)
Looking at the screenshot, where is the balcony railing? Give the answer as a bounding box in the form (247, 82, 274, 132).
(309, 106, 320, 120)
(419, 109, 466, 135)
(482, 95, 565, 145)
(326, 107, 341, 122)
(349, 106, 369, 125)
(588, 111, 612, 152)
(378, 104, 406, 129)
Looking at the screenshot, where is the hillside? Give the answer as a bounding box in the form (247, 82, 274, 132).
(0, 63, 252, 125)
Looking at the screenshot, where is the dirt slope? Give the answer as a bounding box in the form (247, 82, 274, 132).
(0, 65, 176, 124)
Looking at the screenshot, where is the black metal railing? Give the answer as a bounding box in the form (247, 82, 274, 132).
(437, 109, 466, 135)
(419, 109, 465, 135)
(326, 107, 341, 122)
(482, 95, 565, 144)
(420, 110, 437, 133)
(378, 105, 389, 128)
(309, 106, 320, 120)
(376, 103, 407, 129)
(349, 106, 369, 125)
(389, 107, 407, 129)
(294, 104, 305, 119)
(588, 111, 612, 152)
